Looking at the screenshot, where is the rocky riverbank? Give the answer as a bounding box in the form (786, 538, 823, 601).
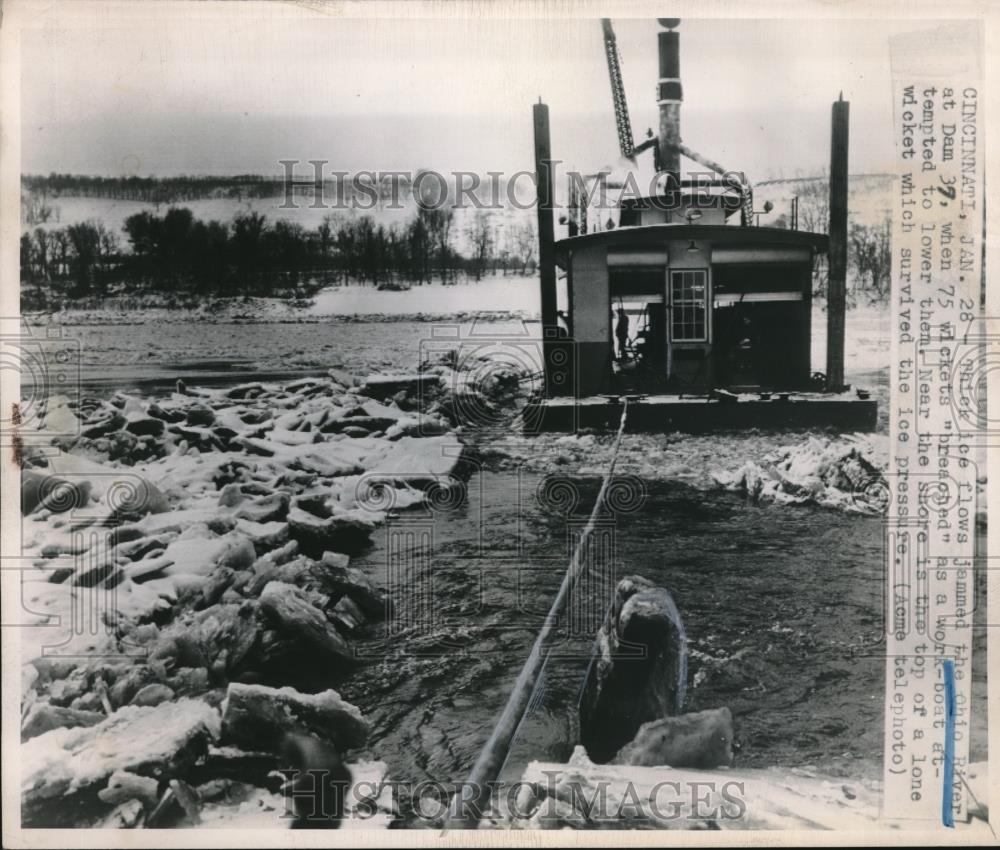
(18, 353, 522, 828)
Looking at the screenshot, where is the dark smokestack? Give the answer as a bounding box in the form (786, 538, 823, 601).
(657, 19, 682, 178)
(826, 95, 849, 391)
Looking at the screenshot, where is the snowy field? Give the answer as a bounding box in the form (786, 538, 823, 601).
(28, 278, 888, 396)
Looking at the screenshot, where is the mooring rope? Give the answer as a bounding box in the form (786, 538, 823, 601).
(446, 398, 630, 828)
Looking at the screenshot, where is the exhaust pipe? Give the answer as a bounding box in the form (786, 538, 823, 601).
(657, 18, 682, 179)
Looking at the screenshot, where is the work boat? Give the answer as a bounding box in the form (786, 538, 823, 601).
(523, 18, 876, 433)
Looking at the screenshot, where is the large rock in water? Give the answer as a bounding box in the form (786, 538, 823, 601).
(259, 581, 354, 667)
(314, 551, 392, 618)
(579, 575, 688, 763)
(371, 435, 466, 485)
(221, 682, 369, 752)
(22, 450, 170, 518)
(611, 708, 734, 769)
(21, 699, 219, 824)
(287, 505, 377, 557)
(359, 373, 438, 401)
(21, 704, 105, 742)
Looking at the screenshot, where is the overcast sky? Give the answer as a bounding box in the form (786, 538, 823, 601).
(20, 6, 934, 181)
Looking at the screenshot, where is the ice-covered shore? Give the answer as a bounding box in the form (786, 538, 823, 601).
(491, 429, 890, 515)
(18, 356, 521, 828)
(24, 275, 543, 326)
(500, 747, 990, 831)
(710, 434, 887, 513)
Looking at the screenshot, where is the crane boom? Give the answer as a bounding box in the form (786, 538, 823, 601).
(601, 18, 635, 160)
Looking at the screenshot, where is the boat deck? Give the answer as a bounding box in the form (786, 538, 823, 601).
(522, 391, 878, 433)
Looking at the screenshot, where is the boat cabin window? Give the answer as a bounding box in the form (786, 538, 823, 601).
(609, 267, 663, 297)
(670, 270, 708, 342)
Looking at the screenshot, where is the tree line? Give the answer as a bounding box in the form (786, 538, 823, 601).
(21, 171, 501, 213)
(770, 176, 892, 306)
(20, 205, 537, 306)
(22, 174, 290, 206)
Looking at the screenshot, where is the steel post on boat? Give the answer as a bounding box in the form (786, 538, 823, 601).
(826, 94, 850, 391)
(533, 101, 560, 397)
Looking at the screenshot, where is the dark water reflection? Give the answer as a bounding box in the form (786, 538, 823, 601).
(343, 472, 885, 786)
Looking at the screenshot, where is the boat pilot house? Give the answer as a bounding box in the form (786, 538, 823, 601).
(526, 18, 876, 432)
(555, 198, 826, 396)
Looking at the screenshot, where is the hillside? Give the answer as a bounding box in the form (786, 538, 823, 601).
(21, 172, 894, 241)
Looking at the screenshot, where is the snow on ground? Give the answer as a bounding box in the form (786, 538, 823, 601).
(309, 276, 542, 317)
(18, 359, 520, 827)
(711, 433, 887, 513)
(810, 303, 890, 377)
(26, 274, 549, 326)
(490, 429, 889, 514)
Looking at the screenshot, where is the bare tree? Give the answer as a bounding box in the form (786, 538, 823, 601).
(66, 221, 102, 295)
(21, 192, 55, 225)
(797, 178, 829, 235)
(20, 233, 35, 281)
(33, 228, 51, 281)
(98, 225, 119, 276)
(465, 210, 494, 281)
(51, 230, 70, 278)
(512, 220, 536, 275)
(317, 215, 334, 262)
(794, 173, 831, 296)
(849, 220, 891, 305)
(434, 208, 455, 284)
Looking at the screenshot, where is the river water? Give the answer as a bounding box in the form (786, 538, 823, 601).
(343, 472, 887, 786)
